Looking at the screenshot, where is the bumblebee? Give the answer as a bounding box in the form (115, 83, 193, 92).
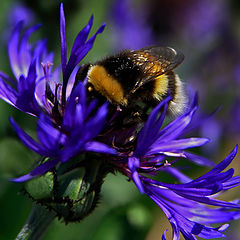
(76, 46, 187, 117)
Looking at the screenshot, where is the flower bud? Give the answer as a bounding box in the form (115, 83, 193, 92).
(25, 158, 107, 222)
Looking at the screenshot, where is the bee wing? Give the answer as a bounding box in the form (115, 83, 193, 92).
(131, 46, 184, 91)
(135, 46, 184, 72)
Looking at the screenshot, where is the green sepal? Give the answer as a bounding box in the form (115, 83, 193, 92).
(25, 171, 54, 200)
(56, 167, 86, 200)
(24, 156, 109, 223)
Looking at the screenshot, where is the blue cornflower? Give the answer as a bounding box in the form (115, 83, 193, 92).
(0, 3, 240, 240)
(110, 96, 213, 187)
(0, 3, 104, 117)
(148, 146, 240, 240)
(0, 4, 115, 181)
(0, 22, 48, 115)
(111, 96, 240, 239)
(10, 82, 116, 182)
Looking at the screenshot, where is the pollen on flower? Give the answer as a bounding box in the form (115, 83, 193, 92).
(163, 160, 171, 167)
(128, 136, 135, 142)
(41, 62, 53, 74)
(75, 96, 79, 103)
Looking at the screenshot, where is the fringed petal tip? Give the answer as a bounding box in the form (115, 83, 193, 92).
(60, 2, 65, 20)
(133, 171, 145, 194)
(11, 158, 59, 182)
(10, 173, 35, 182)
(191, 92, 198, 109)
(11, 20, 24, 34)
(128, 157, 145, 194)
(9, 116, 16, 126)
(97, 22, 106, 34)
(138, 145, 240, 239)
(218, 224, 229, 232)
(88, 14, 94, 26)
(161, 230, 168, 240)
(233, 144, 238, 154)
(60, 2, 67, 74)
(84, 141, 117, 155)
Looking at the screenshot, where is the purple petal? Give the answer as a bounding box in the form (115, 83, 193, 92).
(19, 24, 41, 75)
(74, 22, 105, 62)
(128, 157, 145, 194)
(148, 138, 209, 155)
(0, 71, 16, 85)
(0, 77, 18, 106)
(223, 176, 240, 190)
(62, 15, 105, 89)
(135, 96, 171, 157)
(82, 22, 106, 49)
(8, 3, 35, 27)
(158, 106, 197, 142)
(163, 167, 192, 183)
(132, 170, 145, 194)
(147, 186, 229, 239)
(11, 158, 58, 182)
(63, 82, 86, 130)
(178, 192, 240, 209)
(37, 114, 64, 152)
(70, 15, 93, 56)
(8, 21, 23, 78)
(184, 152, 215, 167)
(11, 173, 36, 182)
(65, 22, 106, 81)
(73, 80, 87, 114)
(60, 140, 85, 163)
(137, 145, 240, 239)
(84, 103, 108, 140)
(17, 59, 36, 93)
(85, 99, 98, 118)
(193, 145, 238, 182)
(16, 60, 40, 115)
(10, 117, 49, 156)
(33, 39, 50, 75)
(65, 65, 79, 100)
(161, 230, 168, 240)
(84, 141, 117, 155)
(60, 3, 67, 75)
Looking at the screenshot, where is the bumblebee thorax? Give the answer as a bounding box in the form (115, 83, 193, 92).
(87, 65, 128, 105)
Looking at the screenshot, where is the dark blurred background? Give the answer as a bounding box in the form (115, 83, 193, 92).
(1, 0, 240, 239)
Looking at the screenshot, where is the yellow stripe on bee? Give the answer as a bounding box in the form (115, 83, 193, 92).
(88, 65, 127, 105)
(153, 74, 168, 100)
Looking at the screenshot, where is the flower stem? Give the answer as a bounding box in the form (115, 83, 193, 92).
(16, 204, 56, 240)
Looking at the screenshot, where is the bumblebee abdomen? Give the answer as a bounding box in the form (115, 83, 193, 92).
(135, 71, 187, 116)
(164, 72, 187, 116)
(153, 74, 169, 100)
(168, 73, 187, 116)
